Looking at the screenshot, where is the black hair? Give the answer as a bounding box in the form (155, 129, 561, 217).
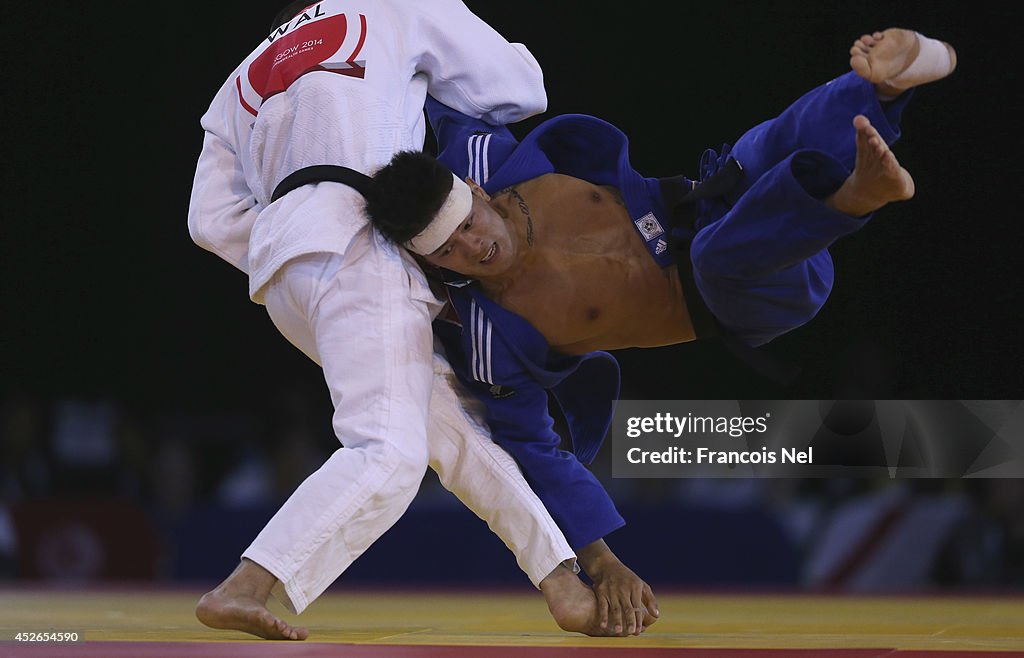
(270, 1, 315, 32)
(365, 150, 456, 246)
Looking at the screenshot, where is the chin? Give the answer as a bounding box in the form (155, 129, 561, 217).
(472, 262, 501, 280)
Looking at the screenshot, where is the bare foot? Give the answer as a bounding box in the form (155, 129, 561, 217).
(539, 562, 619, 636)
(825, 115, 914, 217)
(195, 559, 309, 641)
(850, 28, 956, 97)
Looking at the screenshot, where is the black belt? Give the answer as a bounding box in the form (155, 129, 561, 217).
(660, 160, 801, 386)
(270, 164, 377, 203)
(658, 163, 746, 342)
(660, 157, 744, 233)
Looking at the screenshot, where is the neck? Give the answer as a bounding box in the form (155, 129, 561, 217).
(503, 186, 535, 248)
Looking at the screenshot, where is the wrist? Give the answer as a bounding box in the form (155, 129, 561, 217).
(576, 540, 621, 577)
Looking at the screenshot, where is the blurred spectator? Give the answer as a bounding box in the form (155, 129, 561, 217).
(799, 479, 990, 591)
(2, 388, 1022, 590)
(0, 504, 16, 577)
(979, 479, 1024, 585)
(1, 395, 52, 498)
(151, 435, 199, 523)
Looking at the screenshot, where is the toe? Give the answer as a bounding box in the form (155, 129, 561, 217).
(850, 55, 871, 80)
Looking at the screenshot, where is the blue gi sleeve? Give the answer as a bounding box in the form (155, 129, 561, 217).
(427, 96, 520, 186)
(471, 367, 625, 551)
(434, 317, 625, 551)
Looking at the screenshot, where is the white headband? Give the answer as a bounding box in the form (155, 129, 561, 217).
(404, 173, 473, 255)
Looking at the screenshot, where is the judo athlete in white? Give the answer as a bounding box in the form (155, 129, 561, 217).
(187, 0, 619, 640)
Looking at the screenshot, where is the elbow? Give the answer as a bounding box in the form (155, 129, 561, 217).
(186, 205, 212, 252)
(515, 44, 548, 115)
(486, 83, 546, 126)
(523, 87, 547, 117)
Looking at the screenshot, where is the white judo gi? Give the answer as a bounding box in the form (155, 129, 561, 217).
(187, 0, 573, 613)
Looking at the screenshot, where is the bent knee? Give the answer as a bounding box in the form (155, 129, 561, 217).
(375, 440, 429, 493)
(329, 437, 429, 493)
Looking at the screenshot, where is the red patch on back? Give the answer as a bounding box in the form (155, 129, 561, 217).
(248, 14, 349, 100)
(246, 10, 368, 110)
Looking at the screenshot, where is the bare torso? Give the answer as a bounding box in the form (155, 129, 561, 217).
(479, 173, 696, 356)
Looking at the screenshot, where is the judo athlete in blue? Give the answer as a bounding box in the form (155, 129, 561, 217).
(363, 27, 955, 634)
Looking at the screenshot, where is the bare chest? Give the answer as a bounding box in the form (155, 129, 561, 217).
(486, 177, 691, 354)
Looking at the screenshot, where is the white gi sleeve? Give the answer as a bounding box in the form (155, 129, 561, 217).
(412, 0, 547, 125)
(187, 80, 258, 275)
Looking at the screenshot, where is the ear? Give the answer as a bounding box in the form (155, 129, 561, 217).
(465, 176, 491, 201)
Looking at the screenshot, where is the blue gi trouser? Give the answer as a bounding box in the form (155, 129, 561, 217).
(690, 71, 913, 347)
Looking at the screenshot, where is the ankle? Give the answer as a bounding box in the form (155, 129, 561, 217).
(875, 82, 905, 102)
(824, 183, 879, 218)
(540, 561, 577, 593)
(885, 32, 955, 91)
(219, 559, 278, 601)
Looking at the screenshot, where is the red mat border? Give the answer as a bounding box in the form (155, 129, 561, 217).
(2, 643, 1022, 658)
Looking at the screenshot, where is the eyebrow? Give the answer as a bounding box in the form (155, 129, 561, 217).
(431, 233, 456, 258)
(430, 212, 473, 257)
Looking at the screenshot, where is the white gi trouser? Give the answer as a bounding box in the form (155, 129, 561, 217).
(250, 228, 573, 613)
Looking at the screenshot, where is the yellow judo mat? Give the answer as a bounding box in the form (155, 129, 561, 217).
(1, 587, 1022, 656)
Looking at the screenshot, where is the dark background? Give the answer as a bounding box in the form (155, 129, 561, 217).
(4, 1, 1021, 407)
(1, 1, 1022, 591)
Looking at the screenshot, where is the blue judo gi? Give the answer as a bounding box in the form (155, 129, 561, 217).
(431, 72, 913, 549)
